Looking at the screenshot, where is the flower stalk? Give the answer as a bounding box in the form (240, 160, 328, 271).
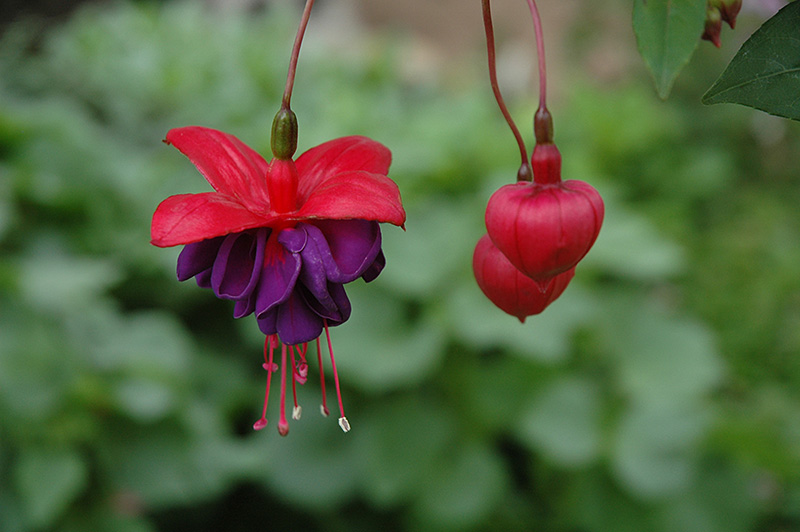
(281, 0, 315, 111)
(526, 0, 547, 111)
(271, 0, 314, 160)
(481, 0, 531, 182)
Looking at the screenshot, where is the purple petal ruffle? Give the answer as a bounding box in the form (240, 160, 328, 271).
(176, 219, 384, 344)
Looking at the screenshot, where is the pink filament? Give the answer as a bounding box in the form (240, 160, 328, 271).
(316, 337, 330, 416)
(323, 320, 346, 423)
(253, 336, 276, 430)
(290, 345, 299, 412)
(278, 343, 289, 436)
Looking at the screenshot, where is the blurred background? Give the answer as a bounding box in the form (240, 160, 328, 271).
(1, 1, 799, 531)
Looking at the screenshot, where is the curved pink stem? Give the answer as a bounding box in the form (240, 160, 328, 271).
(481, 0, 530, 180)
(282, 0, 315, 110)
(526, 0, 547, 109)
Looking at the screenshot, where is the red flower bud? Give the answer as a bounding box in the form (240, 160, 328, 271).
(717, 0, 741, 29)
(702, 5, 723, 48)
(473, 235, 574, 322)
(484, 144, 604, 282)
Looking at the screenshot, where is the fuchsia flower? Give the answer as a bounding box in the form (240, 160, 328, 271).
(473, 234, 574, 321)
(151, 126, 405, 434)
(484, 143, 604, 285)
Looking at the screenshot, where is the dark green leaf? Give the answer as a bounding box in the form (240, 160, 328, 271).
(633, 0, 707, 98)
(703, 1, 800, 120)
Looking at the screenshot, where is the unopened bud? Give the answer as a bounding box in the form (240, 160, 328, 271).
(702, 6, 722, 48)
(718, 0, 741, 29)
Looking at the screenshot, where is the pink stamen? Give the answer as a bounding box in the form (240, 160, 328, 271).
(323, 319, 349, 432)
(277, 343, 289, 436)
(290, 345, 301, 420)
(261, 334, 278, 372)
(294, 343, 309, 384)
(253, 336, 276, 430)
(316, 337, 330, 417)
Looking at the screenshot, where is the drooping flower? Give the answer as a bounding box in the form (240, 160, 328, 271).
(484, 142, 604, 285)
(151, 126, 405, 433)
(473, 234, 574, 321)
(475, 2, 602, 319)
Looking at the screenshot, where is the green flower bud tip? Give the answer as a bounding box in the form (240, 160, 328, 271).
(271, 108, 299, 160)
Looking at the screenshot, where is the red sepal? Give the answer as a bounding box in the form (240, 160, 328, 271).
(151, 192, 276, 247)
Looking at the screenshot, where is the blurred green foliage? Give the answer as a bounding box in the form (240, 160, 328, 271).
(1, 2, 800, 531)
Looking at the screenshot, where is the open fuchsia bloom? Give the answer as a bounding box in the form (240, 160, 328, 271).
(151, 126, 405, 434)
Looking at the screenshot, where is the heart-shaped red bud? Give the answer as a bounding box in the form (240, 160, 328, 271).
(485, 145, 603, 281)
(473, 234, 574, 322)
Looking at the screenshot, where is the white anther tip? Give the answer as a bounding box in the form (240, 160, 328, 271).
(292, 406, 302, 420)
(338, 416, 351, 433)
(320, 405, 330, 417)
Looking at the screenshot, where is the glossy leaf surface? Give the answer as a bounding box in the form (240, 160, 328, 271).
(703, 1, 800, 120)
